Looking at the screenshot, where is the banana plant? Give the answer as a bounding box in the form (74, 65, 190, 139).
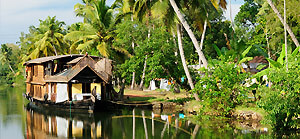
(255, 44, 300, 79)
(212, 44, 253, 64)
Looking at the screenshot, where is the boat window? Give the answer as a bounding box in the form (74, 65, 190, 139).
(45, 62, 52, 76)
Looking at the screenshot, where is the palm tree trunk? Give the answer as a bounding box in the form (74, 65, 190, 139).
(192, 125, 200, 139)
(229, 0, 235, 31)
(131, 14, 136, 90)
(284, 0, 288, 71)
(266, 0, 300, 47)
(176, 24, 200, 101)
(169, 0, 208, 68)
(199, 18, 207, 67)
(139, 28, 151, 90)
(172, 31, 178, 56)
(139, 55, 147, 90)
(131, 72, 136, 89)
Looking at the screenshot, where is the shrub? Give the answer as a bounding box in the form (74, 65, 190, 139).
(192, 62, 251, 116)
(257, 67, 300, 131)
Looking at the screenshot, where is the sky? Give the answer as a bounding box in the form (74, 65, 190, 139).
(0, 0, 243, 45)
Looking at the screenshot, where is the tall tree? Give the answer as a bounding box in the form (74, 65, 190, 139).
(65, 0, 114, 57)
(177, 24, 199, 101)
(169, 0, 227, 69)
(113, 0, 137, 89)
(133, 0, 154, 89)
(27, 16, 67, 59)
(265, 0, 300, 48)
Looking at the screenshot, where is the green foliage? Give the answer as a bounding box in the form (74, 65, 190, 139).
(192, 62, 251, 116)
(202, 17, 232, 59)
(235, 0, 261, 29)
(114, 22, 184, 87)
(257, 67, 300, 131)
(65, 0, 128, 58)
(0, 43, 23, 85)
(256, 0, 300, 53)
(254, 46, 300, 131)
(212, 40, 254, 64)
(19, 16, 68, 60)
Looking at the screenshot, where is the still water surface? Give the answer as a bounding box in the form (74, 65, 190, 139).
(0, 86, 277, 138)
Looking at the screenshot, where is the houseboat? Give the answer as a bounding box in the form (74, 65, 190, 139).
(23, 54, 114, 111)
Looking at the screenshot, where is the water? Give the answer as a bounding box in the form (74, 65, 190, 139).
(0, 86, 292, 139)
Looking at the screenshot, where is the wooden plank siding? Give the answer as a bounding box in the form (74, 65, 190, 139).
(31, 64, 45, 84)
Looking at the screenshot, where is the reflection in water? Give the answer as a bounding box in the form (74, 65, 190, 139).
(1, 87, 299, 138)
(25, 106, 277, 139)
(25, 107, 196, 139)
(26, 109, 102, 138)
(25, 107, 110, 139)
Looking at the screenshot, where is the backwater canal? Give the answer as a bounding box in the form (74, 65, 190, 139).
(0, 86, 291, 138)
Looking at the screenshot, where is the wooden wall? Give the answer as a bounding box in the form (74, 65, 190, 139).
(26, 64, 47, 101)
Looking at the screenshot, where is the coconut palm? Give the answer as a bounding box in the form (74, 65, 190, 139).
(65, 0, 114, 57)
(132, 0, 154, 89)
(113, 0, 138, 89)
(170, 0, 218, 68)
(266, 0, 299, 47)
(28, 16, 67, 59)
(113, 0, 136, 22)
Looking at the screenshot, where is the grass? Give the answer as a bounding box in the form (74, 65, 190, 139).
(121, 88, 190, 103)
(127, 97, 156, 101)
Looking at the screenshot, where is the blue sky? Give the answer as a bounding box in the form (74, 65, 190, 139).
(0, 0, 243, 44)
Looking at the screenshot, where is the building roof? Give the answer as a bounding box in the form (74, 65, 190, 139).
(23, 54, 100, 65)
(44, 55, 111, 83)
(67, 57, 83, 64)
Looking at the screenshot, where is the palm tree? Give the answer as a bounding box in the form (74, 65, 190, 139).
(284, 0, 288, 71)
(27, 16, 67, 59)
(113, 0, 137, 89)
(176, 24, 200, 100)
(169, 0, 207, 68)
(266, 0, 299, 47)
(65, 0, 114, 57)
(133, 0, 154, 89)
(169, 0, 226, 68)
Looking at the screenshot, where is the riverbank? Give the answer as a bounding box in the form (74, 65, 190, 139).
(122, 88, 270, 134)
(123, 89, 265, 120)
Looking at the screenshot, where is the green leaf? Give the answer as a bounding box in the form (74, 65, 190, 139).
(241, 45, 253, 58)
(77, 40, 94, 50)
(213, 44, 222, 57)
(278, 44, 285, 65)
(291, 47, 300, 57)
(238, 57, 253, 64)
(257, 64, 268, 70)
(266, 58, 282, 68)
(253, 68, 271, 80)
